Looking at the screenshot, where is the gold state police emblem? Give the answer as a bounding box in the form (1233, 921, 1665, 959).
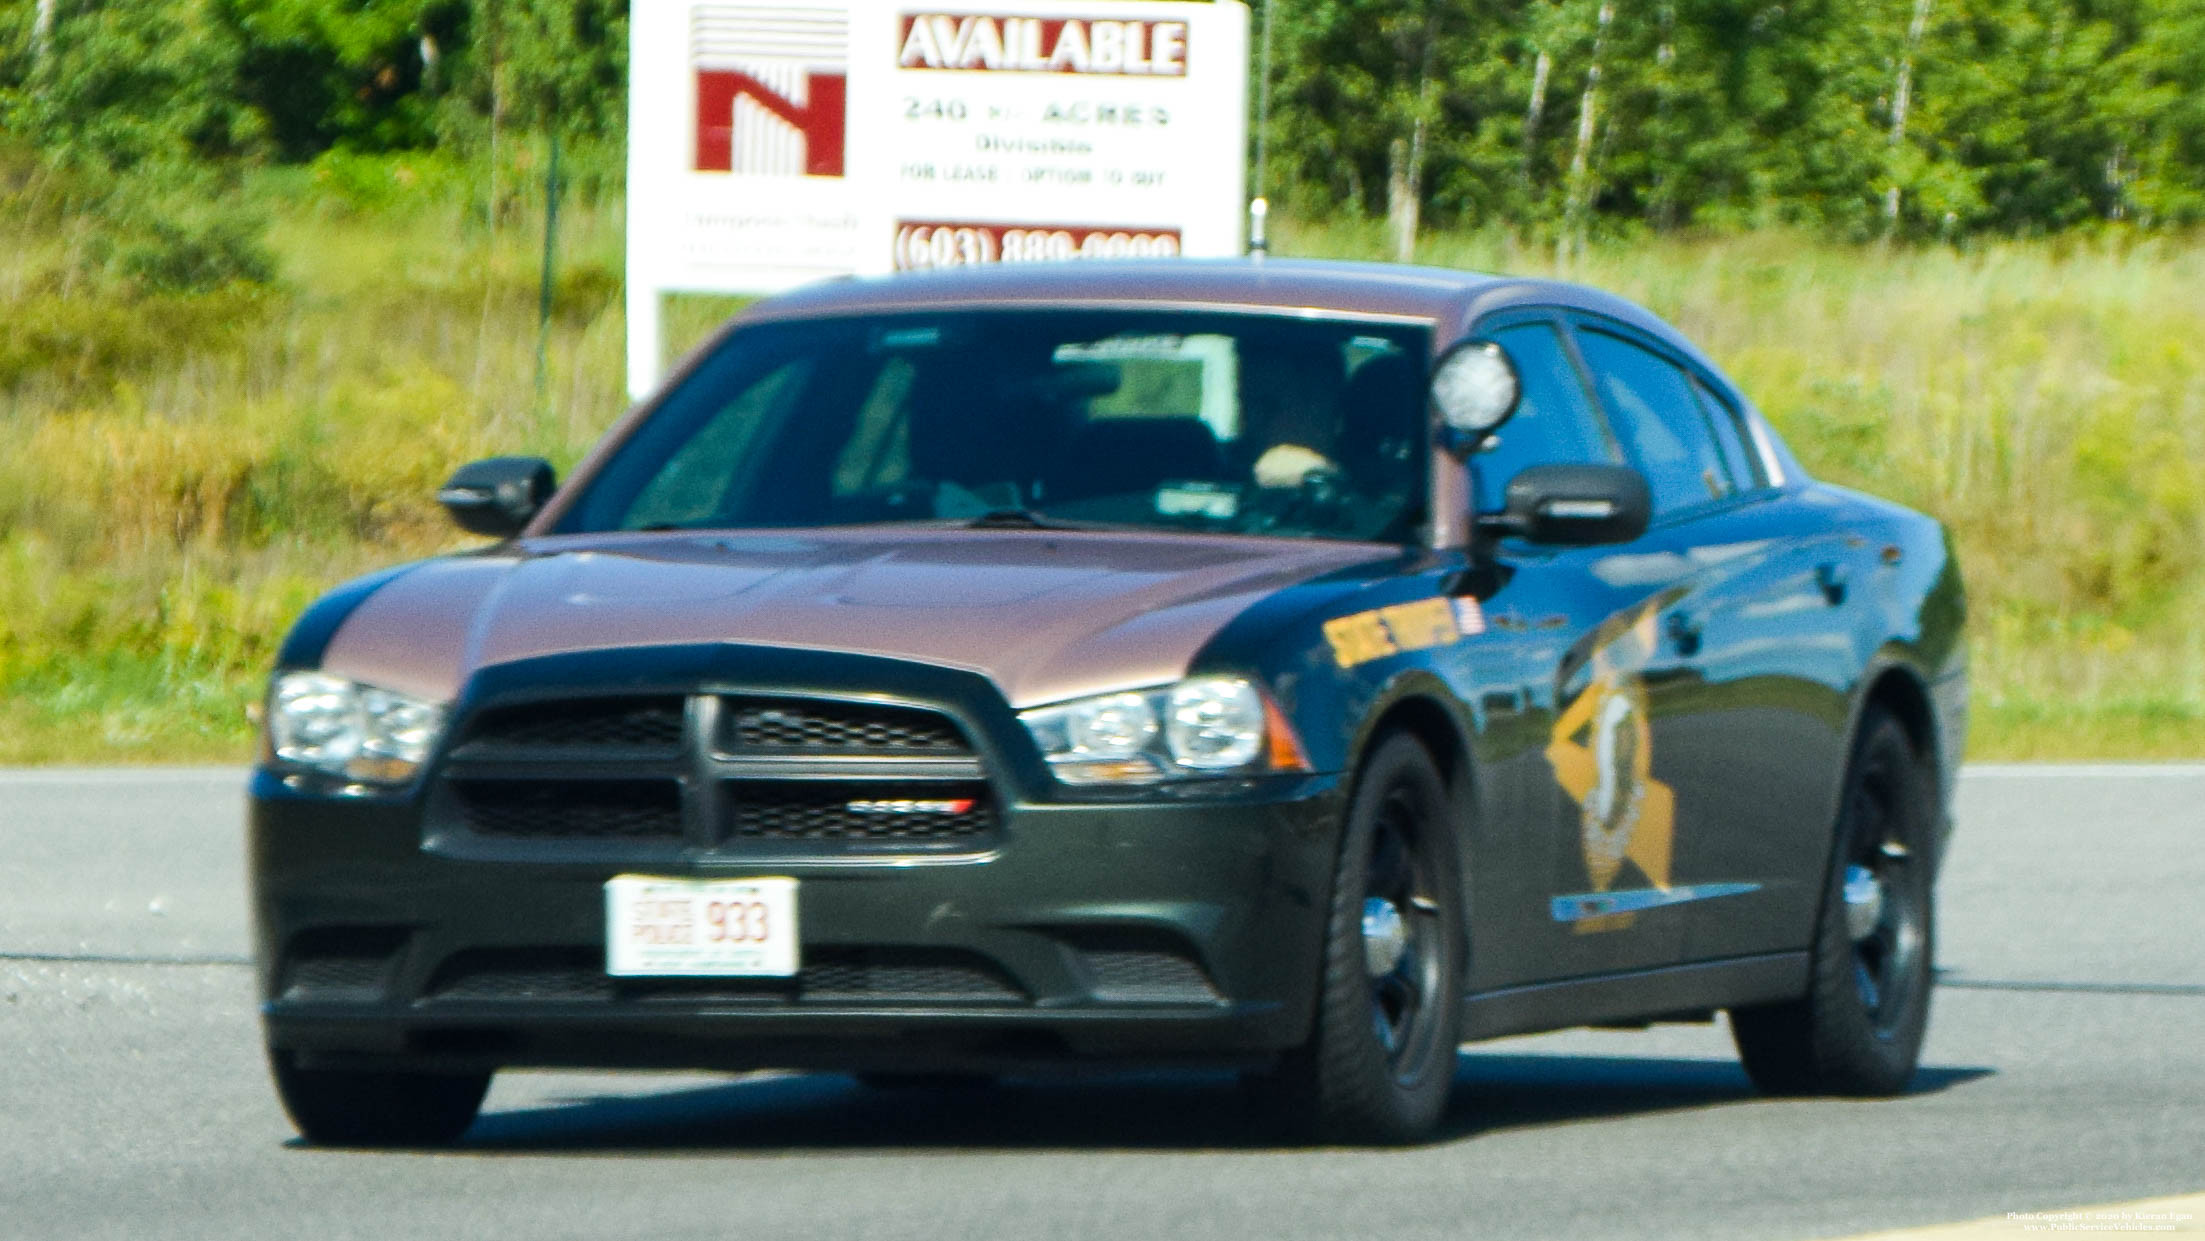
(1545, 610, 1676, 932)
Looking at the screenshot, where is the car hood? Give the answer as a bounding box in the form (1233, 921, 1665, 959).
(318, 527, 1394, 709)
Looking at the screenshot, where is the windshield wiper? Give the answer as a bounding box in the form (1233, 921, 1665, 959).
(965, 508, 1080, 530)
(624, 511, 1116, 534)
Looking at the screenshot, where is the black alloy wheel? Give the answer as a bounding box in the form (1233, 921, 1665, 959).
(269, 1049, 492, 1147)
(1264, 733, 1465, 1143)
(1730, 707, 1936, 1096)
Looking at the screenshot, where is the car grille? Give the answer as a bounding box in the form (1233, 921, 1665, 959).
(727, 782, 995, 844)
(428, 952, 614, 1001)
(433, 692, 995, 855)
(722, 699, 968, 755)
(797, 950, 1022, 1002)
(452, 778, 685, 841)
(425, 947, 1024, 1005)
(459, 696, 686, 754)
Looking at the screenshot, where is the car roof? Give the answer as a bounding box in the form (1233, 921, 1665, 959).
(711, 257, 1740, 407)
(735, 258, 1492, 324)
(732, 257, 1675, 338)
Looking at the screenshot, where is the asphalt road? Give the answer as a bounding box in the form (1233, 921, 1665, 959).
(2, 765, 2200, 1241)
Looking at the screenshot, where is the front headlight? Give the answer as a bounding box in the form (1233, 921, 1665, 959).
(1066, 691, 1159, 759)
(1166, 678, 1266, 769)
(1020, 677, 1307, 786)
(268, 671, 448, 785)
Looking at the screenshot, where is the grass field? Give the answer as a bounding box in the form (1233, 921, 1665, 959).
(1, 165, 2201, 761)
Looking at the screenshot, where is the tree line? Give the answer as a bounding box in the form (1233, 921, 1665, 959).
(3, 0, 2199, 251)
(1275, 0, 2205, 246)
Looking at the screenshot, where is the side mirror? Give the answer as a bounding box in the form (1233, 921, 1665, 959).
(438, 456, 555, 538)
(1429, 340, 1521, 458)
(1482, 464, 1652, 546)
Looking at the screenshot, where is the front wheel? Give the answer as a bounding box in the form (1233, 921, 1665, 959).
(1730, 708, 1936, 1096)
(269, 1050, 491, 1147)
(1263, 733, 1465, 1143)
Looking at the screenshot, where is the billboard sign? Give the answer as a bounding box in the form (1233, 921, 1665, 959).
(626, 0, 1250, 396)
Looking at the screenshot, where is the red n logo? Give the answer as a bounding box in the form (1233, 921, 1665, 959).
(694, 68, 847, 177)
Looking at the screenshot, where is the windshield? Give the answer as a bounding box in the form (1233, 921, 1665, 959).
(558, 310, 1433, 543)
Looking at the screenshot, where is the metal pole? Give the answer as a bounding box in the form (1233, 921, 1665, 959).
(1249, 0, 1276, 254)
(534, 131, 563, 409)
(1254, 0, 1275, 196)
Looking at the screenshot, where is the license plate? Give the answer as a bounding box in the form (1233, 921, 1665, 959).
(604, 875, 799, 977)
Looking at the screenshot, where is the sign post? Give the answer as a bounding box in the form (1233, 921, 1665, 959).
(626, 0, 1250, 398)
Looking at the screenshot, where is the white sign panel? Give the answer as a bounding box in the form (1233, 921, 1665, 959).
(626, 0, 1250, 396)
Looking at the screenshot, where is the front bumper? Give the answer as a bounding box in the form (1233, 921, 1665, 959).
(252, 765, 1345, 1075)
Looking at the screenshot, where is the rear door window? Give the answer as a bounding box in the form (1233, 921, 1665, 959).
(1692, 378, 1764, 492)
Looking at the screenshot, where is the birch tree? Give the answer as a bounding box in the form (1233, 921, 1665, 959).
(1558, 0, 1614, 262)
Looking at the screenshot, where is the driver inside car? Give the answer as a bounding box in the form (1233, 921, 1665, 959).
(1237, 339, 1348, 489)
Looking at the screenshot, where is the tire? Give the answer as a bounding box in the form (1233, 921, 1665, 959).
(269, 1050, 491, 1147)
(1730, 707, 1936, 1096)
(1263, 733, 1465, 1143)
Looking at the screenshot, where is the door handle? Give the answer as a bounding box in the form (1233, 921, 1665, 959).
(1665, 610, 1703, 657)
(1815, 562, 1850, 606)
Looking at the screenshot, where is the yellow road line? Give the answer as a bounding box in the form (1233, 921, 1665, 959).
(1835, 1194, 2205, 1238)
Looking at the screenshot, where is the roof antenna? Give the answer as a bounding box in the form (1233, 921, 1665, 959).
(1249, 0, 1275, 257)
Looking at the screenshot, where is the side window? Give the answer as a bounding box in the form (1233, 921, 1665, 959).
(1473, 320, 1619, 509)
(1573, 328, 1734, 517)
(1692, 378, 1763, 491)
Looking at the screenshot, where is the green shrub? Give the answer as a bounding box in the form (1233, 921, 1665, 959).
(299, 148, 471, 216)
(0, 286, 270, 396)
(87, 165, 278, 294)
(111, 204, 277, 293)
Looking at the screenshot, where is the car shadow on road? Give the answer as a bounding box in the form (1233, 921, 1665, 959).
(1452, 1053, 1990, 1140)
(448, 1053, 1994, 1155)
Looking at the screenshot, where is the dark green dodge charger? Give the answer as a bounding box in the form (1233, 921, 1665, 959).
(251, 259, 1966, 1145)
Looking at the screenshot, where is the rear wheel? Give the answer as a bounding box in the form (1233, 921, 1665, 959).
(1263, 733, 1465, 1143)
(269, 1050, 491, 1147)
(1730, 708, 1935, 1096)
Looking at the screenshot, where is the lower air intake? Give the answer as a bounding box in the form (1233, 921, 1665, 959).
(424, 947, 1025, 1005)
(280, 927, 408, 1000)
(1072, 941, 1223, 1004)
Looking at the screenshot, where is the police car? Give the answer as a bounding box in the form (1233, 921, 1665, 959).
(251, 259, 1966, 1145)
